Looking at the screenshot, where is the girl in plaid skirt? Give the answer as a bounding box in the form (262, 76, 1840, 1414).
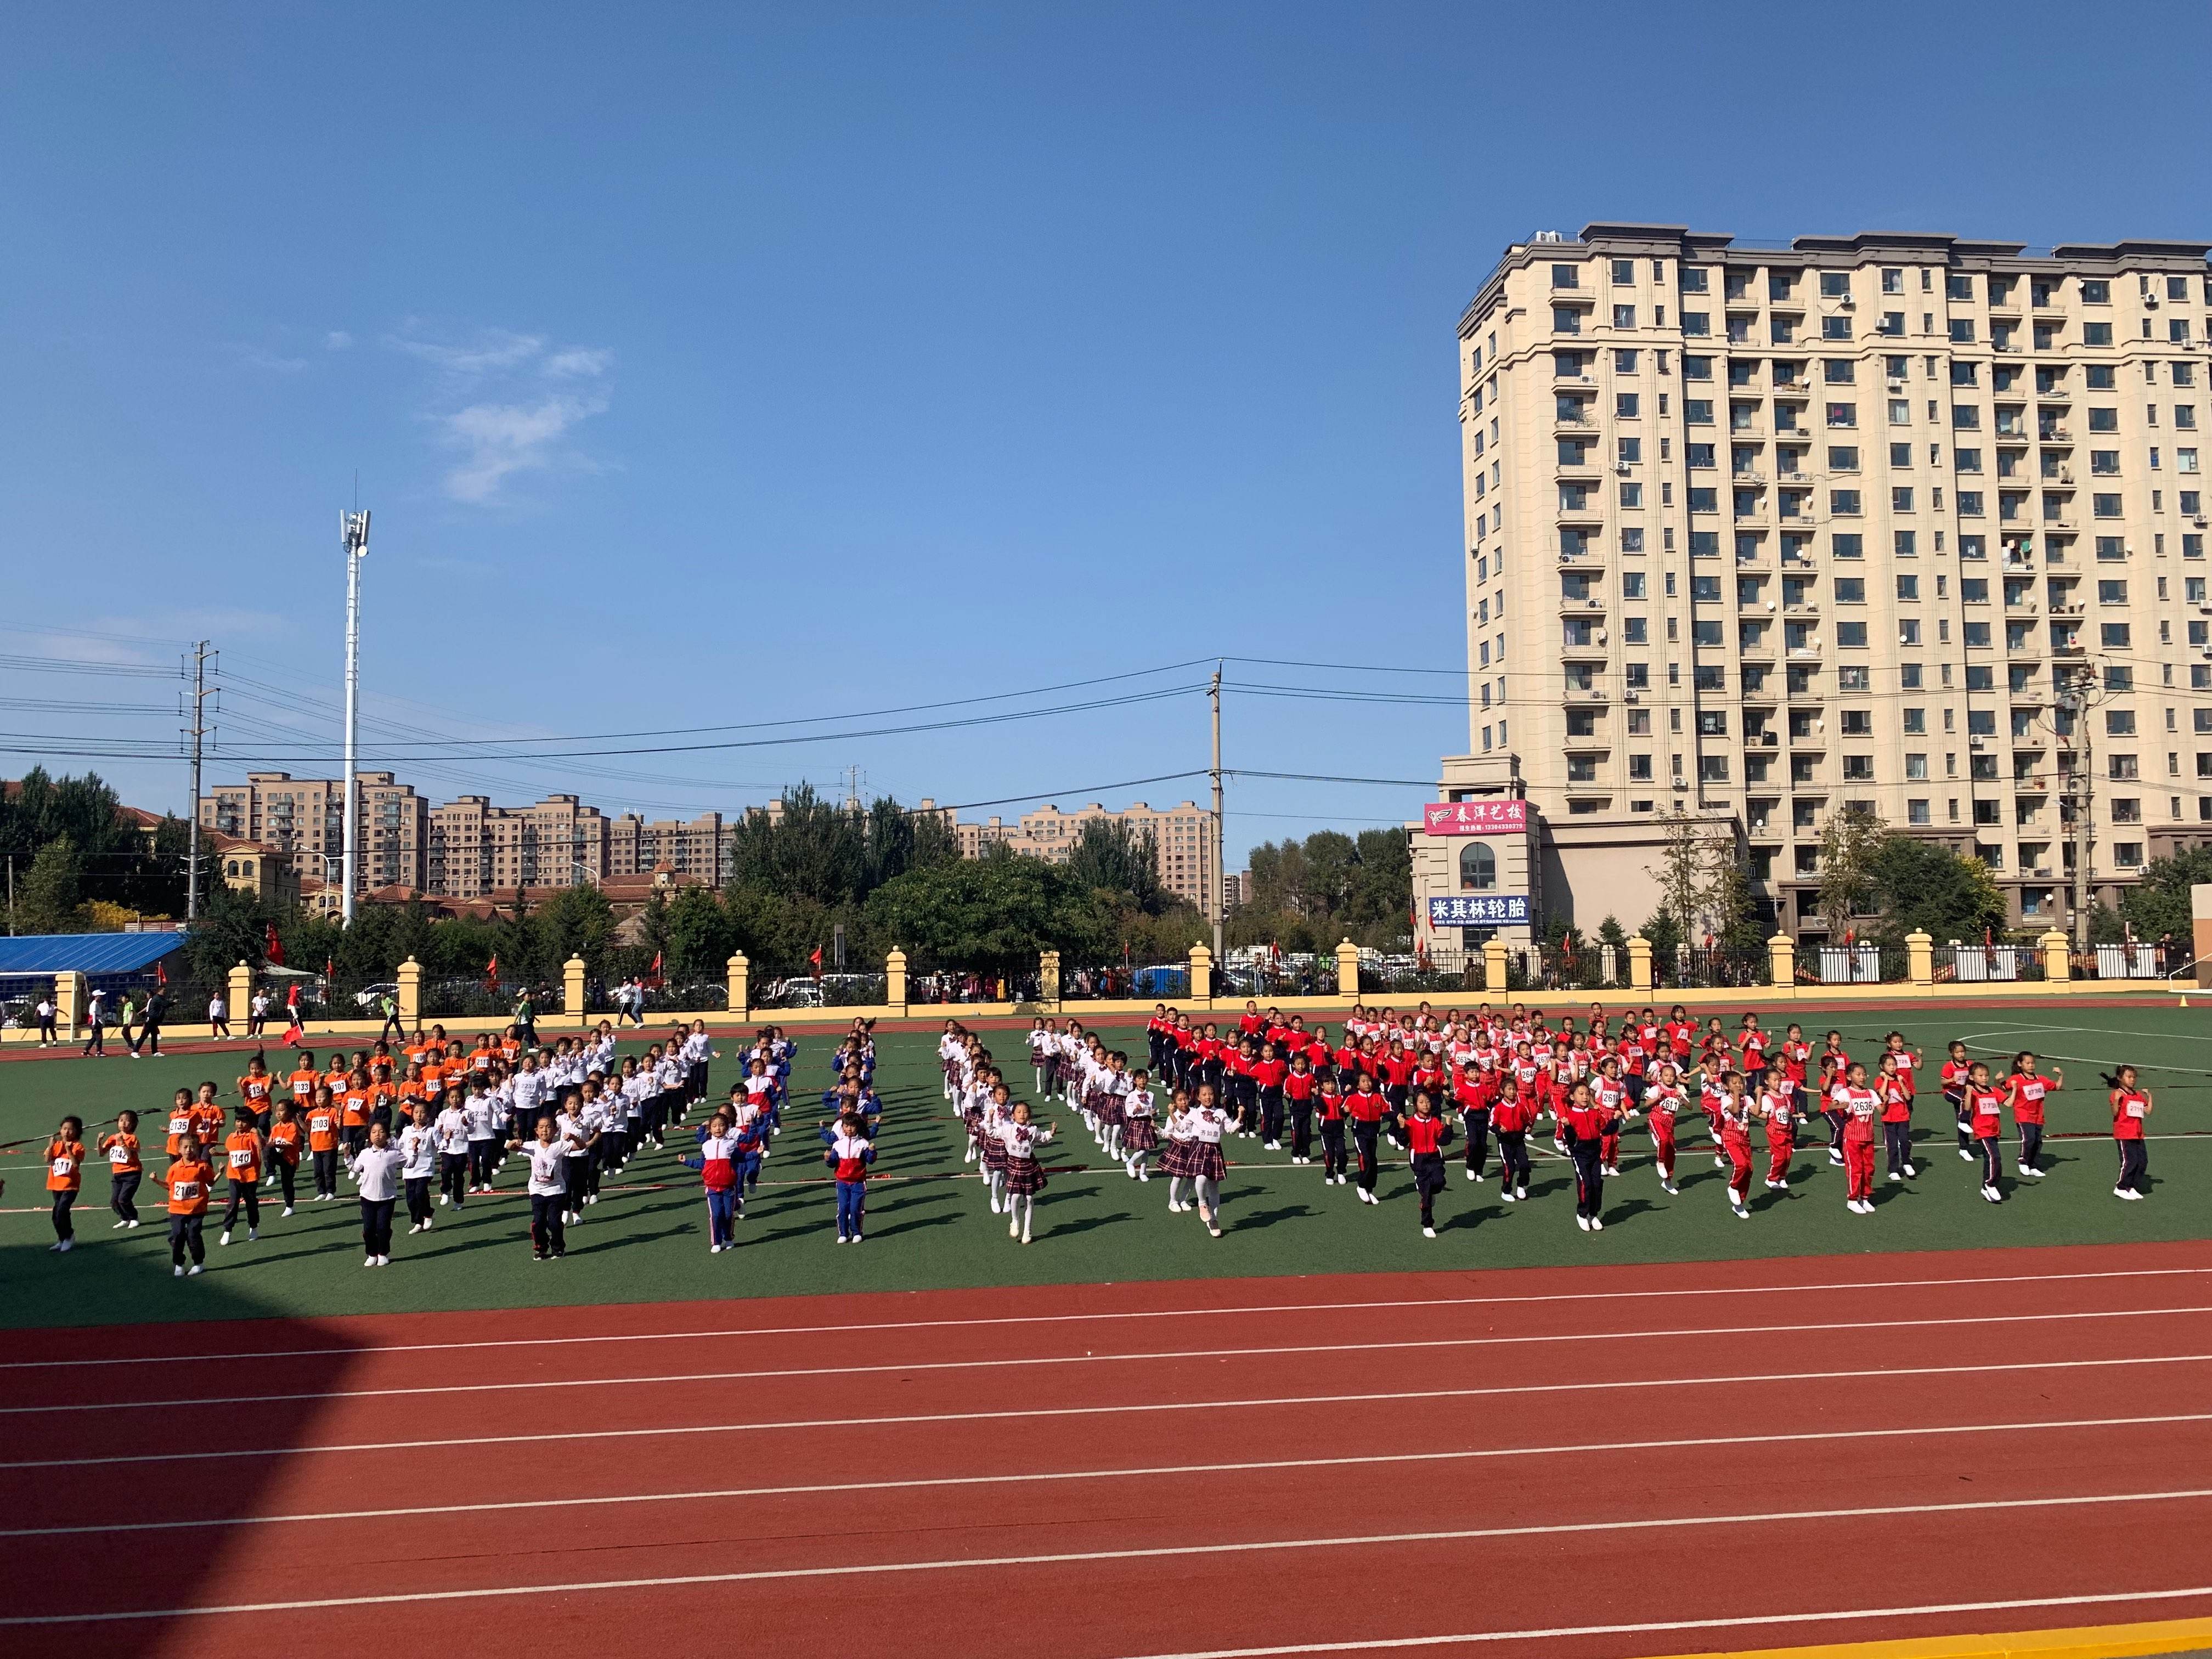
(999, 1101, 1056, 1244)
(1119, 1068, 1157, 1181)
(1185, 1082, 1233, 1238)
(1096, 1051, 1131, 1163)
(1160, 1088, 1198, 1212)
(978, 1081, 1013, 1213)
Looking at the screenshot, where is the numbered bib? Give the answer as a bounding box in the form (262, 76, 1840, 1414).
(173, 1181, 202, 1203)
(170, 1114, 192, 1137)
(2126, 1101, 2147, 1118)
(229, 1148, 253, 1169)
(108, 1145, 132, 1166)
(50, 1156, 76, 1178)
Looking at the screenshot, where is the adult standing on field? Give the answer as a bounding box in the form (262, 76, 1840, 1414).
(79, 987, 108, 1057)
(512, 988, 538, 1049)
(138, 987, 167, 1057)
(35, 989, 57, 1047)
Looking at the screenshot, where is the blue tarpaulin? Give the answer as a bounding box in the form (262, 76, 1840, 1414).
(0, 933, 187, 975)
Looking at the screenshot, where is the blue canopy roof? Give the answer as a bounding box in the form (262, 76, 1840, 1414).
(0, 933, 187, 975)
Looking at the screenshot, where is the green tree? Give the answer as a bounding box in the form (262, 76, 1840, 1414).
(1814, 806, 1887, 935)
(663, 887, 731, 977)
(1064, 819, 1165, 913)
(1866, 836, 2007, 944)
(865, 844, 1110, 970)
(16, 834, 87, 933)
(2118, 847, 2212, 944)
(183, 882, 268, 979)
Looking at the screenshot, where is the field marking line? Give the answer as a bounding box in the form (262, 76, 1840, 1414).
(1102, 1590, 2212, 1659)
(12, 1304, 2212, 1417)
(8, 1262, 2209, 1372)
(7, 1352, 2208, 1471)
(13, 1410, 2207, 1540)
(7, 1489, 2211, 1625)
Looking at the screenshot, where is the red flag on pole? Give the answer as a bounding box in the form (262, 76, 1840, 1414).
(809, 945, 823, 977)
(265, 923, 285, 966)
(648, 950, 664, 990)
(325, 957, 336, 981)
(484, 955, 499, 989)
(156, 960, 168, 987)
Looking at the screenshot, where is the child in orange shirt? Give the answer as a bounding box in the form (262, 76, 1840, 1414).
(238, 1055, 276, 1136)
(266, 1099, 305, 1216)
(45, 1115, 86, 1253)
(163, 1087, 196, 1159)
(99, 1110, 143, 1229)
(219, 1107, 265, 1246)
(165, 1143, 215, 1276)
(305, 1085, 344, 1200)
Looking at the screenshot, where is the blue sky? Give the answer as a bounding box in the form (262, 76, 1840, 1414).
(4, 2, 2210, 866)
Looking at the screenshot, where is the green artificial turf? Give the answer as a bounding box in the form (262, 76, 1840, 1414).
(1, 1002, 2206, 1330)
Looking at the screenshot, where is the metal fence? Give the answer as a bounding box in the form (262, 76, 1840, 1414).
(1934, 945, 2045, 983)
(1361, 949, 1490, 996)
(1666, 946, 1768, 990)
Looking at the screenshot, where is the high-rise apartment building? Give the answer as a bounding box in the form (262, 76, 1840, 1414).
(1444, 223, 2212, 935)
(956, 800, 1218, 911)
(428, 794, 612, 898)
(201, 771, 427, 896)
(607, 812, 723, 885)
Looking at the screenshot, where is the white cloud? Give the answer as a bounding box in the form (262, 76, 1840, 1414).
(325, 330, 353, 350)
(435, 393, 608, 504)
(389, 328, 546, 376)
(229, 343, 307, 373)
(542, 346, 613, 379)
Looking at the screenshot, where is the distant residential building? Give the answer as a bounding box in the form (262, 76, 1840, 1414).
(210, 833, 301, 909)
(201, 770, 425, 895)
(1222, 870, 1249, 911)
(951, 800, 1217, 911)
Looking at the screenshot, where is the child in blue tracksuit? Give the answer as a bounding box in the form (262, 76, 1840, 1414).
(674, 1111, 752, 1253)
(820, 1110, 874, 1243)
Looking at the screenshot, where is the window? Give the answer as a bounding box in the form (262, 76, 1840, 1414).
(1551, 264, 1579, 289)
(1679, 269, 1709, 294)
(2101, 622, 2132, 648)
(1903, 707, 1927, 735)
(2098, 579, 2128, 603)
(2093, 493, 2122, 518)
(1835, 577, 1865, 603)
(1882, 268, 1903, 294)
(1613, 304, 1635, 328)
(1829, 444, 1859, 471)
(1830, 489, 1862, 515)
(1683, 354, 1712, 380)
(2106, 709, 2137, 736)
(1615, 349, 1639, 374)
(1616, 392, 1640, 419)
(1842, 755, 1874, 781)
(1623, 617, 1647, 644)
(1893, 487, 1915, 512)
(1822, 316, 1851, 340)
(1837, 621, 1868, 647)
(1681, 312, 1709, 337)
(1832, 532, 1863, 558)
(1685, 398, 1714, 425)
(1827, 403, 1857, 428)
(1838, 665, 1870, 691)
(1457, 842, 1497, 891)
(2083, 321, 2113, 347)
(1699, 755, 1731, 783)
(1899, 618, 1922, 645)
(1949, 318, 1976, 343)
(2109, 754, 2140, 781)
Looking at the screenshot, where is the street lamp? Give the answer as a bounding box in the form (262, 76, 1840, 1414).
(338, 510, 370, 926)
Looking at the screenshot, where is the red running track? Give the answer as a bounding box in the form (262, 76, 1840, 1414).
(3, 1241, 2212, 1659)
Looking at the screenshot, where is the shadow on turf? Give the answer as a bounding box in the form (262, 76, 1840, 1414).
(0, 1239, 366, 1655)
(1041, 1209, 1132, 1240)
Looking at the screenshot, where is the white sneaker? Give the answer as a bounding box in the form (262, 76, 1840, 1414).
(1959, 1148, 1976, 1161)
(1423, 1226, 1437, 1239)
(1009, 1220, 1020, 1238)
(1661, 1182, 1679, 1195)
(246, 1228, 256, 1242)
(1903, 1164, 1917, 1177)
(112, 1219, 129, 1229)
(365, 1255, 378, 1267)
(376, 1255, 390, 1266)
(1982, 1186, 2003, 1203)
(187, 1263, 202, 1275)
(1732, 1205, 1750, 1220)
(1500, 1189, 1515, 1203)
(2114, 1186, 2128, 1199)
(174, 1265, 185, 1278)
(2017, 1164, 2036, 1178)
(1576, 1215, 1590, 1231)
(1887, 1172, 1902, 1183)
(219, 1231, 232, 1246)
(438, 1194, 448, 1206)
(128, 1218, 140, 1228)
(1590, 1217, 1603, 1231)
(282, 1205, 294, 1216)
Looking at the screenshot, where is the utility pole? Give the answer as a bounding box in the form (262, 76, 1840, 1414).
(340, 510, 371, 925)
(1209, 664, 1224, 961)
(2056, 661, 2100, 950)
(183, 640, 217, 922)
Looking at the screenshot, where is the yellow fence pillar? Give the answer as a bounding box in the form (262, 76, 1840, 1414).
(1038, 949, 1061, 1012)
(1905, 929, 1935, 989)
(726, 951, 749, 1022)
(886, 947, 909, 1017)
(2039, 928, 2072, 985)
(1627, 934, 1654, 994)
(397, 957, 422, 1028)
(1188, 943, 1213, 1009)
(228, 960, 255, 1031)
(1483, 937, 1509, 994)
(562, 955, 588, 1027)
(1334, 938, 1361, 1000)
(1767, 933, 1796, 993)
(55, 971, 86, 1039)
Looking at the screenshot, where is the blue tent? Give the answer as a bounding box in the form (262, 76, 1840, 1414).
(0, 933, 187, 976)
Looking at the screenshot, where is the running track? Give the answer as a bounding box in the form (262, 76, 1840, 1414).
(3, 1241, 2211, 1659)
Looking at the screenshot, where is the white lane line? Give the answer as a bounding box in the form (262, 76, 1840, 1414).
(7, 1351, 2207, 1472)
(1103, 1585, 2212, 1659)
(7, 1488, 2210, 1625)
(13, 1411, 2206, 1541)
(9, 1262, 2207, 1372)
(10, 1303, 2209, 1417)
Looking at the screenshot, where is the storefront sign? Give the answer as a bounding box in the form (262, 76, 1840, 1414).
(1421, 800, 1527, 836)
(1427, 894, 1530, 927)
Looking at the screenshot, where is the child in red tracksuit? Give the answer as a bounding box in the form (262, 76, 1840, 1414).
(1644, 1063, 1684, 1194)
(1402, 1090, 1456, 1239)
(1717, 1073, 1755, 1220)
(1836, 1063, 1881, 1213)
(1759, 1073, 1798, 1191)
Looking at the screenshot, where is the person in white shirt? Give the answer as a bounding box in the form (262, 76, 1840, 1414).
(998, 1101, 1057, 1245)
(348, 1122, 409, 1266)
(397, 1104, 440, 1234)
(462, 1081, 499, 1193)
(434, 1094, 472, 1208)
(207, 994, 230, 1038)
(35, 994, 57, 1047)
(524, 1116, 582, 1260)
(510, 1057, 548, 1147)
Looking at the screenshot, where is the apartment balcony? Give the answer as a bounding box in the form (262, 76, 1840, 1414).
(2038, 387, 2072, 404)
(1558, 598, 1606, 618)
(1554, 409, 1598, 431)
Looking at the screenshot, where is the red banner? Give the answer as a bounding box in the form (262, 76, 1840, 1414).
(1421, 800, 1526, 836)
